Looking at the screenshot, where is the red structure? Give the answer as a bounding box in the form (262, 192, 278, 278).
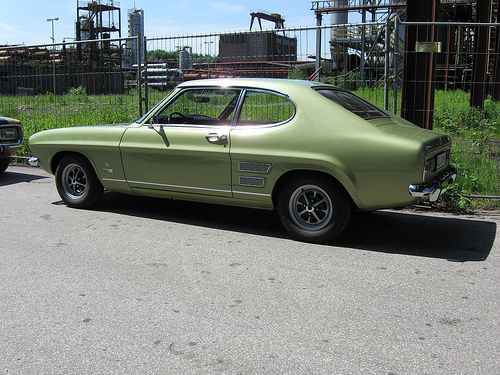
(250, 12, 286, 31)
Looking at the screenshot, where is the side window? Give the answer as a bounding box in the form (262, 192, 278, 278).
(237, 91, 295, 126)
(154, 88, 240, 125)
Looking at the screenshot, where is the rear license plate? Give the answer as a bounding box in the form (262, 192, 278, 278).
(436, 152, 448, 170)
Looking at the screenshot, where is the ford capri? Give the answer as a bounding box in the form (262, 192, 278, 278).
(29, 79, 456, 243)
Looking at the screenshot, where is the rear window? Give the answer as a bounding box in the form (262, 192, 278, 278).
(315, 88, 388, 120)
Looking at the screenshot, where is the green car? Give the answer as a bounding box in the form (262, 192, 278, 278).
(29, 79, 456, 243)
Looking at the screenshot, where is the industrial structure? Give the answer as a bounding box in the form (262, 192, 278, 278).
(311, 0, 499, 128)
(123, 8, 144, 69)
(311, 0, 498, 86)
(0, 0, 499, 120)
(0, 1, 141, 95)
(76, 0, 121, 41)
(219, 32, 297, 63)
(75, 0, 122, 66)
(249, 12, 286, 31)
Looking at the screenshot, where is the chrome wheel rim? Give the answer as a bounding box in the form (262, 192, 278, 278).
(288, 184, 333, 231)
(61, 163, 88, 200)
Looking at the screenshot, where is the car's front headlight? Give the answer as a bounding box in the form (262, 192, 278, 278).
(0, 128, 18, 141)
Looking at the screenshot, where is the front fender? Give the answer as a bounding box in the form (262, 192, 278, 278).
(29, 126, 132, 194)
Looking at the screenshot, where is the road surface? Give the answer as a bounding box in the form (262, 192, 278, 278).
(1, 165, 499, 374)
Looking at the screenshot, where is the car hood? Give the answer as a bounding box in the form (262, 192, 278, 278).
(29, 124, 131, 148)
(0, 117, 22, 125)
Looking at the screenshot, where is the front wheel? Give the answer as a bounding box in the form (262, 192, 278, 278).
(0, 158, 10, 173)
(277, 176, 351, 243)
(55, 155, 104, 208)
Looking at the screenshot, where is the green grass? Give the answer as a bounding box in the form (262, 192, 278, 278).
(0, 88, 139, 157)
(351, 88, 500, 139)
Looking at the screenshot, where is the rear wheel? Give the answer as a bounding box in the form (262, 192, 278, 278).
(277, 175, 351, 243)
(55, 155, 103, 208)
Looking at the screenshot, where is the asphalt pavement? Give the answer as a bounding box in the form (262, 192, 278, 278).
(1, 165, 499, 374)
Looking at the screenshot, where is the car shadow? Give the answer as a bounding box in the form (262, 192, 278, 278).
(0, 169, 50, 186)
(84, 192, 495, 262)
(91, 191, 287, 239)
(337, 210, 495, 262)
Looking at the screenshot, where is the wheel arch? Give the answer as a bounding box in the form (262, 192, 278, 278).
(54, 152, 104, 208)
(50, 151, 96, 175)
(271, 169, 358, 210)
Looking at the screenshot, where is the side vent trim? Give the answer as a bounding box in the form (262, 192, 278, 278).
(238, 162, 271, 174)
(239, 176, 265, 188)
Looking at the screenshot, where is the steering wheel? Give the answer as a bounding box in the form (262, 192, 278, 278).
(168, 112, 186, 123)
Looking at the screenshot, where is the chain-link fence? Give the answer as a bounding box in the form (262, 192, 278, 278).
(400, 21, 500, 197)
(142, 22, 396, 109)
(0, 37, 140, 157)
(1, 20, 499, 197)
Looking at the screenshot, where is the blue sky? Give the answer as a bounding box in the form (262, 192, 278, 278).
(1, 0, 321, 46)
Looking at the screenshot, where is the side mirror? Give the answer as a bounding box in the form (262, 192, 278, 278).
(147, 114, 159, 128)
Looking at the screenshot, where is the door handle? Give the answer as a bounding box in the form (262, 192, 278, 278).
(205, 133, 228, 144)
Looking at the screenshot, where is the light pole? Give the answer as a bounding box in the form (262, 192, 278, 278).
(47, 17, 59, 96)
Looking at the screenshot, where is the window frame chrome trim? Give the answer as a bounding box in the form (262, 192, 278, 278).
(232, 88, 296, 128)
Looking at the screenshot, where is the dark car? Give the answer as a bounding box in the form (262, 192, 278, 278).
(0, 117, 24, 173)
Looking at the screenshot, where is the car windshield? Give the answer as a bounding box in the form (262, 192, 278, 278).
(315, 88, 388, 120)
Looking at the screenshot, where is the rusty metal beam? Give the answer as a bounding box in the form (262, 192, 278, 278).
(469, 0, 491, 109)
(250, 12, 285, 31)
(492, 21, 500, 101)
(401, 0, 439, 129)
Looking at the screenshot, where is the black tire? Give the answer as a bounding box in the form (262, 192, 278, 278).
(55, 155, 103, 208)
(0, 158, 10, 173)
(277, 175, 351, 243)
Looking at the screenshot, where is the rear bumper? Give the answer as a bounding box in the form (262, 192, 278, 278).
(409, 166, 457, 202)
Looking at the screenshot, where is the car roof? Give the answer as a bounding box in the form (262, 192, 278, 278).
(176, 78, 332, 93)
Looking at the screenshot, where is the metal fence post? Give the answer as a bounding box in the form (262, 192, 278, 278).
(393, 15, 399, 115)
(360, 13, 366, 89)
(143, 36, 149, 113)
(384, 16, 390, 110)
(315, 13, 322, 82)
(469, 0, 490, 109)
(137, 34, 143, 117)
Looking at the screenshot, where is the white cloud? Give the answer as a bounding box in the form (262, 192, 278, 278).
(208, 2, 247, 14)
(0, 22, 18, 33)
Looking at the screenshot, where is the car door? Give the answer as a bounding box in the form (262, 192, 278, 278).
(119, 87, 241, 198)
(229, 89, 296, 203)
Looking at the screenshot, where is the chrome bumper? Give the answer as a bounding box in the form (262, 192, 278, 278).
(28, 157, 38, 167)
(409, 166, 457, 202)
